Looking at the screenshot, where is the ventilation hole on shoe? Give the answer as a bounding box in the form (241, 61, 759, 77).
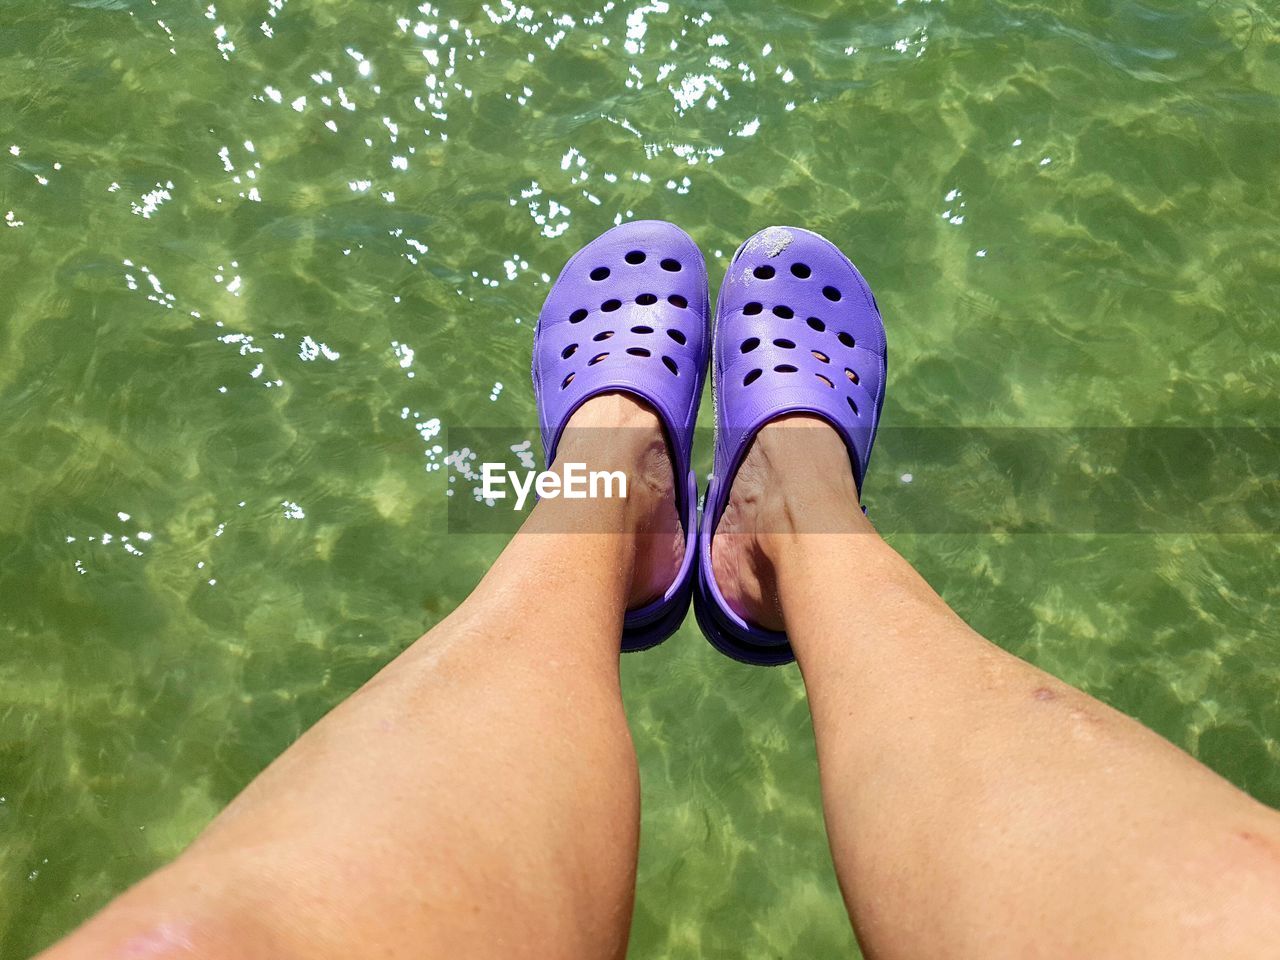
(815, 373, 834, 388)
(593, 330, 614, 342)
(837, 331, 856, 348)
(743, 301, 763, 315)
(590, 267, 610, 281)
(823, 285, 842, 301)
(627, 347, 651, 357)
(660, 258, 681, 272)
(774, 363, 798, 374)
(740, 337, 760, 354)
(663, 355, 679, 375)
(847, 396, 859, 415)
(791, 263, 811, 279)
(668, 293, 688, 308)
(561, 372, 575, 389)
(570, 309, 588, 324)
(806, 316, 825, 332)
(743, 368, 762, 386)
(561, 343, 578, 359)
(625, 250, 646, 265)
(601, 299, 621, 312)
(845, 368, 860, 385)
(773, 305, 794, 319)
(773, 338, 795, 349)
(589, 352, 609, 366)
(635, 293, 657, 306)
(667, 328, 687, 345)
(812, 350, 829, 363)
(631, 325, 654, 334)
(753, 265, 775, 280)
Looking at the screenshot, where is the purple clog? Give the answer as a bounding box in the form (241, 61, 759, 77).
(533, 220, 709, 651)
(695, 226, 888, 665)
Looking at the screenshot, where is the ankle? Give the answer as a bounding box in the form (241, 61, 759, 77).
(740, 415, 864, 538)
(553, 393, 672, 528)
(548, 392, 684, 609)
(710, 415, 869, 631)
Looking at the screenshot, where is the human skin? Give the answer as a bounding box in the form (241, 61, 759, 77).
(713, 415, 1280, 959)
(39, 401, 1280, 960)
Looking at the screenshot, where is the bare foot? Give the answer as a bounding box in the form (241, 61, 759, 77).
(711, 414, 870, 631)
(553, 392, 684, 610)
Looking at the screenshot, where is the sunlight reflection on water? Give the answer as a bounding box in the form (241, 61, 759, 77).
(1, 0, 1278, 956)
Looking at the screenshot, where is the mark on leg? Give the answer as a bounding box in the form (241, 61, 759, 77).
(1029, 683, 1110, 744)
(1236, 829, 1280, 867)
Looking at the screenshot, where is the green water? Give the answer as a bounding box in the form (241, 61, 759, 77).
(2, 0, 1279, 956)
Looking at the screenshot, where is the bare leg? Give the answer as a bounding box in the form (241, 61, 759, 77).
(714, 416, 1280, 960)
(41, 394, 682, 960)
